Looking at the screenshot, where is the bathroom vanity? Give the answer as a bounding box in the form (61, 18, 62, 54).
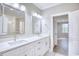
(0, 3, 50, 56)
(0, 34, 50, 56)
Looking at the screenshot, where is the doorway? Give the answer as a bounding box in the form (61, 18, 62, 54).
(53, 14, 69, 56)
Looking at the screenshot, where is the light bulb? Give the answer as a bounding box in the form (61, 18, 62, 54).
(20, 5, 26, 11)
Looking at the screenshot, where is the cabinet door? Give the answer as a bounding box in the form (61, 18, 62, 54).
(34, 41, 42, 56)
(27, 41, 43, 56)
(27, 46, 35, 56)
(35, 46, 41, 56)
(69, 10, 79, 55)
(45, 37, 49, 50)
(34, 38, 49, 56)
(26, 42, 37, 56)
(41, 37, 49, 55)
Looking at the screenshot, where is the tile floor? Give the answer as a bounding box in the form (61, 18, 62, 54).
(53, 39, 68, 56)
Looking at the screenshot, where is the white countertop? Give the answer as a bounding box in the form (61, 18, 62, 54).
(0, 34, 49, 54)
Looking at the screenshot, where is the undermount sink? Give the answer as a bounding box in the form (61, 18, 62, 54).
(8, 40, 27, 45)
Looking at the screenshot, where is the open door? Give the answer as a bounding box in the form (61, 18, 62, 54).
(69, 10, 79, 56)
(53, 14, 68, 56)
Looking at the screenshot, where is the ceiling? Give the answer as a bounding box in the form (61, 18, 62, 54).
(33, 3, 61, 10)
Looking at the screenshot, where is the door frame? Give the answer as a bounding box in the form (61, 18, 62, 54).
(50, 12, 70, 52)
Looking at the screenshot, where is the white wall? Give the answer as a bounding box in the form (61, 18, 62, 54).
(43, 3, 79, 17)
(42, 3, 79, 53)
(43, 3, 79, 32)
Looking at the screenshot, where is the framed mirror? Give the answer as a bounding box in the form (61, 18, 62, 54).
(32, 16, 42, 34)
(0, 3, 25, 36)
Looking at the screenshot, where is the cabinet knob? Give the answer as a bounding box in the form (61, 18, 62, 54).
(38, 42, 40, 44)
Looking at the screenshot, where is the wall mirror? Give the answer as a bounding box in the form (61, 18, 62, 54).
(0, 3, 25, 36)
(32, 16, 42, 34)
(32, 13, 48, 34)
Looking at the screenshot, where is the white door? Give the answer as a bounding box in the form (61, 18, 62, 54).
(69, 10, 79, 56)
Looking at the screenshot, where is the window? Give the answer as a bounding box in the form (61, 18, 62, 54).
(62, 23, 68, 33)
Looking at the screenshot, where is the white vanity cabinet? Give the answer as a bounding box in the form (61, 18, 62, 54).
(26, 39, 46, 56)
(3, 45, 28, 56)
(2, 36, 50, 56)
(27, 37, 50, 56)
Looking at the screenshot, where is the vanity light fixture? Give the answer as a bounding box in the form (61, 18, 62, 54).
(32, 12, 42, 19)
